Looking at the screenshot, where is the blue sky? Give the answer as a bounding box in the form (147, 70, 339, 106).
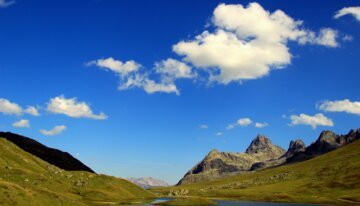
(0, 0, 359, 184)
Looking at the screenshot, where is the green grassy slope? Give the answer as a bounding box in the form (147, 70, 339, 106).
(0, 138, 155, 205)
(152, 140, 360, 205)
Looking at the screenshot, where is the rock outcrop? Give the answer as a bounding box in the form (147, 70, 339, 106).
(177, 135, 285, 185)
(0, 132, 95, 173)
(288, 128, 360, 163)
(283, 139, 306, 158)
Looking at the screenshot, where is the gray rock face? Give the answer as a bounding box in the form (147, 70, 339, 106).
(177, 135, 285, 185)
(246, 135, 284, 155)
(127, 177, 169, 189)
(283, 139, 306, 157)
(288, 129, 360, 163)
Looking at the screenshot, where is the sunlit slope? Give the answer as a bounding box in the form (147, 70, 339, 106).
(153, 140, 360, 205)
(0, 138, 154, 206)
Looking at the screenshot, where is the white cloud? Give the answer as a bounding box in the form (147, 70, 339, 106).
(237, 118, 253, 127)
(215, 132, 223, 136)
(200, 124, 208, 129)
(155, 58, 196, 82)
(318, 99, 360, 115)
(40, 125, 66, 136)
(226, 124, 235, 130)
(0, 98, 23, 115)
(47, 95, 107, 120)
(25, 106, 40, 116)
(335, 6, 360, 22)
(143, 79, 179, 95)
(0, 0, 15, 8)
(89, 57, 181, 95)
(118, 74, 180, 95)
(173, 2, 339, 84)
(0, 98, 40, 116)
(87, 57, 141, 76)
(300, 28, 338, 48)
(12, 119, 30, 128)
(289, 113, 334, 129)
(255, 122, 269, 128)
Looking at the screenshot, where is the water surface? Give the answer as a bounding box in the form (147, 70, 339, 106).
(149, 198, 322, 205)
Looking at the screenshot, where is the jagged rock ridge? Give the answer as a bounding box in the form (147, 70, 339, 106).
(0, 132, 94, 173)
(287, 128, 360, 163)
(178, 129, 360, 185)
(177, 135, 285, 185)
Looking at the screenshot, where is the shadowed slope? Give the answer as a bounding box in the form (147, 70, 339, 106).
(0, 132, 94, 173)
(0, 136, 155, 205)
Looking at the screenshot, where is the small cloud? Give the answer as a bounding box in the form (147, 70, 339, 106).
(0, 98, 22, 115)
(155, 58, 196, 81)
(40, 125, 66, 136)
(199, 124, 208, 129)
(289, 113, 334, 129)
(334, 6, 360, 22)
(318, 99, 360, 115)
(215, 132, 223, 136)
(343, 35, 354, 42)
(0, 0, 15, 8)
(237, 118, 253, 127)
(255, 122, 269, 128)
(0, 98, 39, 117)
(86, 57, 141, 76)
(226, 124, 235, 130)
(46, 95, 107, 120)
(12, 119, 30, 128)
(25, 106, 40, 116)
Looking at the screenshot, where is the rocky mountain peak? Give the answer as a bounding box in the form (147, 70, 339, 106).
(246, 135, 277, 154)
(282, 139, 306, 158)
(289, 139, 306, 153)
(318, 130, 337, 142)
(208, 149, 220, 156)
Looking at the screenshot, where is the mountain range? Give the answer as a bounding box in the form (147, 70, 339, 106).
(178, 128, 360, 185)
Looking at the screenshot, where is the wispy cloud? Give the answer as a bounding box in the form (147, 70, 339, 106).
(0, 0, 15, 8)
(40, 125, 66, 136)
(335, 6, 360, 22)
(255, 122, 269, 128)
(199, 124, 208, 129)
(12, 119, 30, 128)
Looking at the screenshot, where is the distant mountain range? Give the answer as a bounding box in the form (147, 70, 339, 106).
(127, 177, 170, 189)
(178, 128, 360, 185)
